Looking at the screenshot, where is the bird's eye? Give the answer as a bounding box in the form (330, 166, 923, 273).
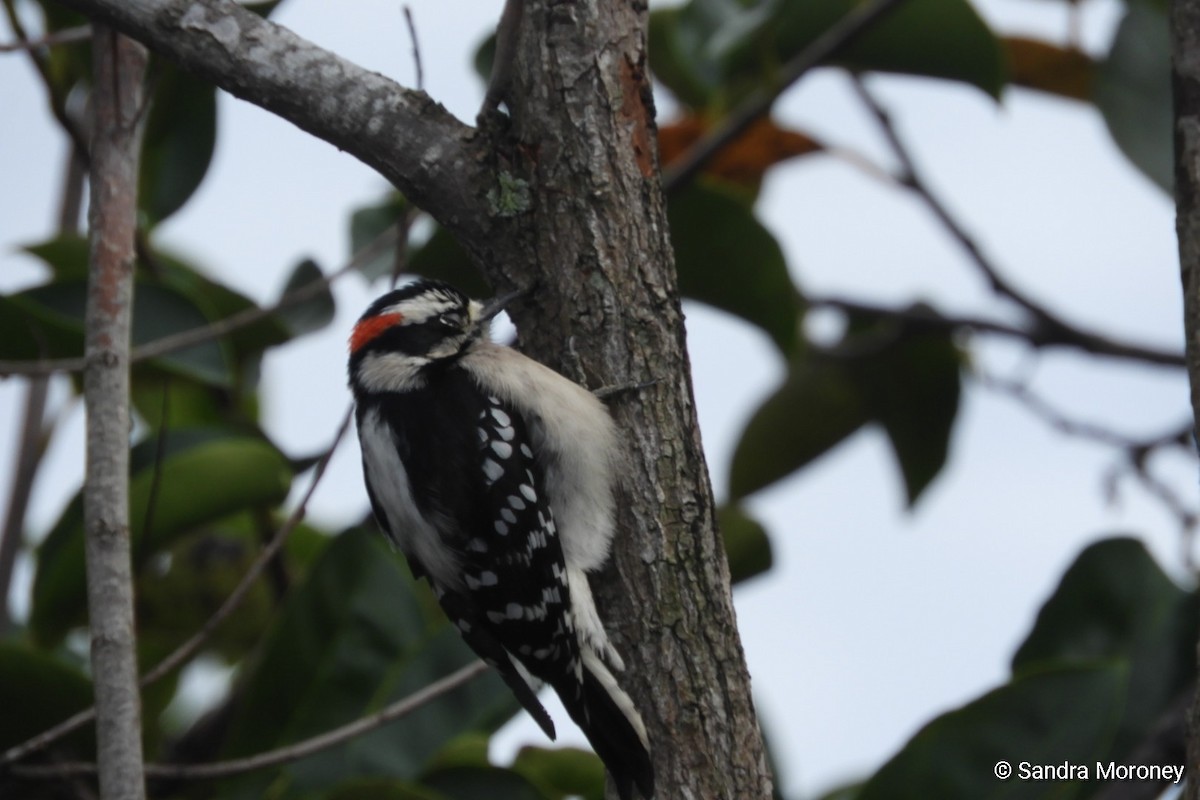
(437, 312, 464, 330)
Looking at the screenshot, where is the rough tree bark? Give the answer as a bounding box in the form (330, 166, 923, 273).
(1173, 1, 1200, 797)
(52, 1, 773, 796)
(83, 26, 149, 800)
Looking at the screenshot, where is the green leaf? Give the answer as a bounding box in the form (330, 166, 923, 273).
(153, 248, 293, 361)
(669, 184, 800, 354)
(140, 61, 218, 224)
(716, 504, 774, 584)
(0, 642, 93, 752)
(407, 226, 492, 299)
(217, 528, 520, 800)
(1093, 3, 1171, 192)
(741, 0, 1004, 98)
(23, 233, 89, 280)
(1012, 537, 1197, 762)
(648, 4, 738, 109)
(729, 354, 869, 499)
(850, 322, 962, 506)
(10, 278, 233, 385)
(421, 766, 548, 800)
(31, 430, 293, 644)
(512, 746, 606, 800)
(321, 779, 447, 800)
(651, 0, 1005, 110)
(350, 194, 409, 282)
(857, 663, 1126, 800)
(276, 259, 335, 336)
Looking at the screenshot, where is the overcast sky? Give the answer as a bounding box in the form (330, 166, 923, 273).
(0, 0, 1193, 797)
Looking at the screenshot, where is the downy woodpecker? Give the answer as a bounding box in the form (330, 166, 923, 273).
(347, 280, 653, 799)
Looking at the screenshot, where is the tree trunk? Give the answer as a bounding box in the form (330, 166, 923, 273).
(478, 3, 774, 797)
(84, 26, 149, 800)
(1172, 1, 1200, 797)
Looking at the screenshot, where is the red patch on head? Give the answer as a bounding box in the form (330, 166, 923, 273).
(350, 312, 403, 354)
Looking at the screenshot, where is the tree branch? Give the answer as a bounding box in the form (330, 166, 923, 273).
(83, 26, 149, 800)
(807, 295, 1186, 367)
(849, 77, 1184, 368)
(661, 0, 907, 193)
(49, 0, 492, 243)
(11, 660, 489, 782)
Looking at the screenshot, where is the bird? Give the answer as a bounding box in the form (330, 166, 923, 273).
(347, 279, 654, 799)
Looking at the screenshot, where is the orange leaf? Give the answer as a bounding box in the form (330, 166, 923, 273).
(1004, 37, 1094, 101)
(659, 116, 823, 186)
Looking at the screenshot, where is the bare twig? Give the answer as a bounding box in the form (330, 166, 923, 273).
(980, 372, 1198, 539)
(851, 81, 1073, 321)
(402, 6, 423, 92)
(0, 377, 48, 633)
(661, 0, 907, 193)
(12, 660, 489, 781)
(0, 408, 354, 768)
(0, 24, 91, 52)
(807, 296, 1186, 367)
(83, 26, 149, 800)
(1, 1, 91, 161)
(0, 223, 400, 378)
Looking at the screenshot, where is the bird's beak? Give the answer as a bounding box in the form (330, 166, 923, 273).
(479, 286, 529, 322)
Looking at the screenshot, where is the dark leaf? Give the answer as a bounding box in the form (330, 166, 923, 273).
(140, 61, 218, 224)
(0, 642, 93, 752)
(407, 226, 492, 298)
(748, 0, 1005, 98)
(651, 0, 1004, 110)
(1013, 537, 1197, 763)
(350, 194, 409, 281)
(669, 184, 800, 354)
(320, 779, 447, 800)
(730, 354, 869, 499)
(850, 323, 962, 506)
(8, 278, 232, 385)
(31, 429, 293, 644)
(276, 259, 335, 337)
(420, 766, 549, 800)
(511, 746, 605, 800)
(857, 663, 1126, 800)
(217, 528, 520, 800)
(716, 504, 774, 584)
(1093, 2, 1172, 192)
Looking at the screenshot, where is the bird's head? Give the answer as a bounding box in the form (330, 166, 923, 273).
(348, 280, 513, 393)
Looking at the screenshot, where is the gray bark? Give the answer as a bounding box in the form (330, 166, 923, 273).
(1173, 2, 1200, 797)
(52, 1, 774, 796)
(83, 26, 149, 800)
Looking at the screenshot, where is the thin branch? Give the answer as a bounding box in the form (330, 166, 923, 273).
(0, 377, 48, 633)
(83, 26, 150, 800)
(12, 660, 489, 782)
(0, 24, 92, 52)
(807, 295, 1186, 367)
(978, 372, 1192, 453)
(980, 371, 1198, 536)
(48, 0, 490, 242)
(402, 6, 423, 93)
(0, 222, 400, 378)
(1, 1, 91, 161)
(849, 75, 1142, 363)
(661, 0, 908, 193)
(0, 408, 354, 768)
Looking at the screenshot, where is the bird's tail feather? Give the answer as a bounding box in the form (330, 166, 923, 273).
(557, 651, 654, 800)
